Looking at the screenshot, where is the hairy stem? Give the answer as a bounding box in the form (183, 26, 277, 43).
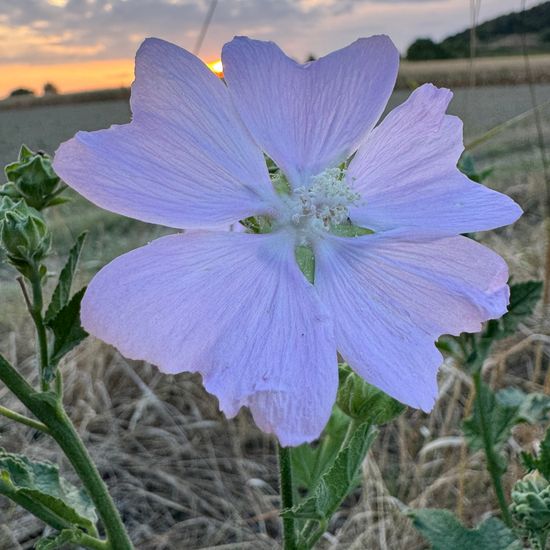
(472, 371, 512, 526)
(278, 444, 297, 550)
(29, 270, 50, 391)
(0, 404, 49, 433)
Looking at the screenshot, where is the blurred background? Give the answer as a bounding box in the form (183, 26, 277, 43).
(0, 1, 549, 548)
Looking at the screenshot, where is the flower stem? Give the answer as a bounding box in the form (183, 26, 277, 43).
(29, 270, 50, 391)
(472, 371, 512, 526)
(278, 444, 297, 550)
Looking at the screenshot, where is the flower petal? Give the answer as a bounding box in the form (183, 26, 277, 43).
(82, 231, 337, 446)
(222, 36, 399, 187)
(314, 234, 510, 410)
(348, 84, 522, 236)
(54, 38, 276, 230)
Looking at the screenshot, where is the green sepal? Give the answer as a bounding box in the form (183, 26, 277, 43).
(330, 223, 374, 237)
(45, 231, 87, 323)
(337, 364, 406, 423)
(408, 509, 522, 550)
(45, 287, 88, 379)
(0, 449, 97, 533)
(3, 146, 62, 211)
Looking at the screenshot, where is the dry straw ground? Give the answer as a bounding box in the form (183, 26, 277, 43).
(0, 74, 549, 548)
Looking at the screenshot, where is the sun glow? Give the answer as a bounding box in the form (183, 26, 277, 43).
(206, 59, 224, 77)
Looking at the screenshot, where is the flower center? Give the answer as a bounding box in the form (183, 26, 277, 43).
(279, 167, 360, 244)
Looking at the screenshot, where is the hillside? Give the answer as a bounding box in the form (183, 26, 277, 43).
(407, 1, 550, 60)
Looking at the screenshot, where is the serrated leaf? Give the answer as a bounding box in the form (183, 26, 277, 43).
(47, 287, 88, 369)
(522, 427, 550, 481)
(0, 450, 97, 533)
(484, 281, 543, 341)
(285, 421, 377, 521)
(409, 509, 522, 550)
(463, 382, 519, 459)
(36, 528, 84, 550)
(45, 232, 87, 323)
(291, 407, 351, 496)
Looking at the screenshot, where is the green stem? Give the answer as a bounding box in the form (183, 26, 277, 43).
(472, 371, 513, 526)
(0, 404, 49, 433)
(278, 444, 297, 550)
(0, 360, 134, 549)
(29, 270, 50, 391)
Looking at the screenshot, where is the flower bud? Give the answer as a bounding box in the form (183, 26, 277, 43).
(337, 364, 406, 424)
(2, 145, 61, 210)
(511, 471, 550, 547)
(0, 200, 51, 275)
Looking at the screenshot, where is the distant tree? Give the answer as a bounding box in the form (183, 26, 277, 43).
(9, 88, 35, 97)
(406, 38, 452, 60)
(43, 82, 58, 95)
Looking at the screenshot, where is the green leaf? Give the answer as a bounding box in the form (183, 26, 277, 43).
(291, 407, 351, 496)
(36, 528, 85, 550)
(47, 287, 88, 370)
(522, 427, 550, 481)
(484, 281, 543, 341)
(285, 421, 377, 521)
(45, 232, 87, 323)
(463, 384, 550, 472)
(408, 509, 522, 550)
(0, 450, 97, 533)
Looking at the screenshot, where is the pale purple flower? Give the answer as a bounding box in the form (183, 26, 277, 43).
(53, 36, 522, 446)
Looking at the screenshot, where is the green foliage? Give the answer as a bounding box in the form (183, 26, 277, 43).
(510, 471, 550, 549)
(291, 407, 350, 497)
(458, 153, 494, 183)
(285, 421, 378, 548)
(45, 287, 88, 372)
(522, 427, 550, 480)
(45, 231, 87, 323)
(337, 364, 406, 423)
(1, 145, 65, 210)
(0, 450, 97, 533)
(406, 38, 452, 60)
(463, 383, 550, 472)
(36, 529, 87, 550)
(408, 509, 521, 550)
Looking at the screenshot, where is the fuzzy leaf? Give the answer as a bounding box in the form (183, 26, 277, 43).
(45, 232, 87, 323)
(522, 427, 550, 481)
(409, 509, 522, 550)
(291, 407, 351, 496)
(285, 422, 377, 521)
(36, 529, 85, 550)
(0, 450, 97, 533)
(47, 287, 88, 369)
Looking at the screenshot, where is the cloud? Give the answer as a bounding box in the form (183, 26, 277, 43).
(0, 0, 532, 65)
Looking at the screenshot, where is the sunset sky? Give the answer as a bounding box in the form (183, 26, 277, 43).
(0, 0, 542, 98)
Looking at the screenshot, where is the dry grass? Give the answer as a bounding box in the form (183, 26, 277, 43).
(0, 88, 549, 549)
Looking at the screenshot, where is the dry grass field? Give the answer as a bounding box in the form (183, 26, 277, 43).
(0, 76, 549, 549)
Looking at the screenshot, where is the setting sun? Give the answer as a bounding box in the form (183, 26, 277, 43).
(206, 59, 224, 77)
